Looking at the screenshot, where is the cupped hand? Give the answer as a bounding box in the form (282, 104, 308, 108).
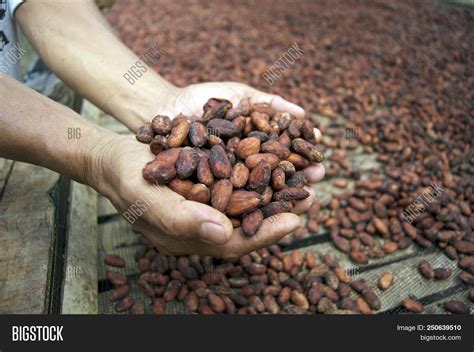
(93, 134, 321, 258)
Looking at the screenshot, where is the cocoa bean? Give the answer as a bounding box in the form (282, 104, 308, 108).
(168, 119, 190, 148)
(248, 161, 271, 192)
(443, 300, 469, 314)
(273, 187, 310, 201)
(109, 285, 129, 302)
(152, 115, 172, 135)
(189, 121, 208, 147)
(378, 272, 394, 290)
(150, 135, 168, 154)
(261, 140, 291, 159)
(142, 159, 176, 184)
(136, 123, 154, 144)
(245, 153, 280, 170)
(115, 296, 135, 313)
(226, 190, 262, 216)
(261, 201, 293, 218)
(202, 98, 232, 121)
(211, 179, 233, 212)
(250, 111, 272, 133)
(433, 267, 452, 280)
(209, 145, 232, 178)
(401, 298, 424, 313)
(292, 138, 324, 163)
(104, 254, 126, 268)
(207, 118, 239, 138)
(107, 271, 127, 286)
(242, 209, 264, 237)
(186, 183, 210, 204)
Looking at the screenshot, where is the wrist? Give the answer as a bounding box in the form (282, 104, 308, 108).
(82, 129, 122, 198)
(114, 75, 183, 132)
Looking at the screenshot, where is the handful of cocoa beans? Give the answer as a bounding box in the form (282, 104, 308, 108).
(135, 98, 323, 236)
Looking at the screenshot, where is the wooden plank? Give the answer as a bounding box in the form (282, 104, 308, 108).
(0, 162, 60, 313)
(61, 181, 98, 314)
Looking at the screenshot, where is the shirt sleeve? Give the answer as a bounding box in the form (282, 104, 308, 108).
(8, 0, 25, 18)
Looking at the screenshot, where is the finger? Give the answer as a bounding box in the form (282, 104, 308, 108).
(303, 163, 325, 183)
(217, 213, 301, 258)
(154, 186, 233, 245)
(250, 93, 305, 119)
(292, 186, 315, 214)
(314, 128, 322, 143)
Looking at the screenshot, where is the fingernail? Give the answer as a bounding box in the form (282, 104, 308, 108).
(200, 222, 226, 244)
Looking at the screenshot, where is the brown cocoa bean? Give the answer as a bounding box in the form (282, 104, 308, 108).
(261, 140, 291, 159)
(186, 183, 210, 204)
(176, 147, 199, 179)
(301, 120, 316, 143)
(109, 285, 129, 302)
(142, 159, 176, 184)
(226, 190, 262, 216)
(286, 153, 309, 169)
(207, 293, 226, 313)
(261, 201, 293, 218)
(378, 272, 394, 290)
(107, 271, 127, 286)
(207, 118, 239, 138)
(189, 121, 208, 147)
(418, 261, 434, 279)
(152, 298, 166, 314)
(169, 178, 194, 197)
(150, 135, 168, 154)
(271, 167, 286, 191)
(104, 254, 126, 268)
(196, 157, 214, 186)
(209, 145, 232, 178)
(273, 187, 310, 201)
(242, 209, 264, 237)
(443, 300, 469, 314)
(245, 153, 280, 170)
(230, 162, 250, 188)
(136, 123, 155, 143)
(248, 160, 271, 192)
(250, 111, 272, 133)
(401, 298, 424, 313)
(211, 179, 233, 212)
(168, 119, 190, 148)
(152, 115, 172, 135)
(115, 296, 135, 313)
(202, 98, 232, 121)
(286, 171, 307, 188)
(434, 267, 452, 280)
(291, 290, 309, 311)
(287, 119, 303, 139)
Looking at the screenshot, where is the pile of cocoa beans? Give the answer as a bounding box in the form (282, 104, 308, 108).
(136, 98, 323, 236)
(106, 0, 473, 314)
(105, 248, 473, 314)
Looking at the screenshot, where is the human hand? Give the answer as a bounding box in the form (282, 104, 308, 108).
(91, 132, 321, 258)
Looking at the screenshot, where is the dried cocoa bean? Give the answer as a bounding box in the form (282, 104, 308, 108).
(242, 209, 264, 237)
(152, 115, 172, 135)
(209, 145, 232, 178)
(104, 254, 126, 268)
(226, 190, 262, 216)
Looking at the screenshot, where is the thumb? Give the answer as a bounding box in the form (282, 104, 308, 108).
(157, 186, 234, 245)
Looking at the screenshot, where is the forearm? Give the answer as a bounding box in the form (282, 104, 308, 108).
(0, 74, 116, 189)
(15, 0, 178, 132)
